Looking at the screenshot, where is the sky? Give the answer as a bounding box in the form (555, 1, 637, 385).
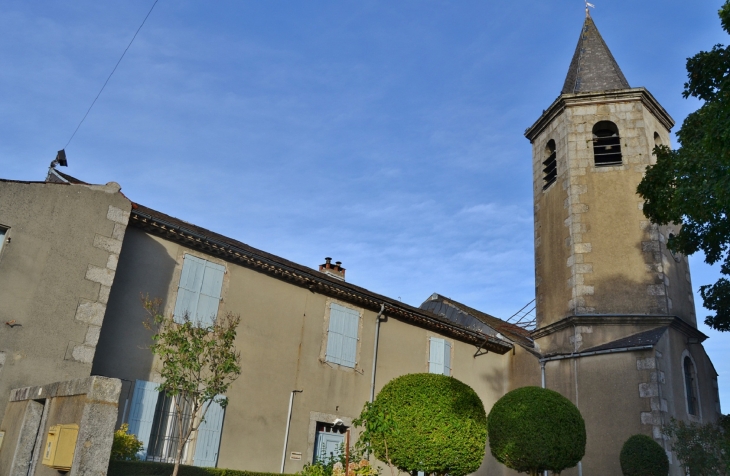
(1, 1, 728, 408)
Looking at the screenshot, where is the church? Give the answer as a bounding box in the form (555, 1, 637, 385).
(0, 11, 721, 476)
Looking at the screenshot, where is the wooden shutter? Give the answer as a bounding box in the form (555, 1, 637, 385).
(429, 338, 445, 375)
(127, 380, 160, 459)
(325, 303, 359, 368)
(193, 399, 225, 468)
(174, 255, 225, 326)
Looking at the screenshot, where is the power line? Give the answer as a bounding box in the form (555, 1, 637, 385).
(64, 0, 160, 149)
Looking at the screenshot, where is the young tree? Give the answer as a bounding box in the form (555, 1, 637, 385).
(487, 386, 585, 476)
(663, 416, 730, 476)
(143, 297, 242, 476)
(637, 1, 730, 332)
(354, 373, 487, 476)
(619, 434, 669, 476)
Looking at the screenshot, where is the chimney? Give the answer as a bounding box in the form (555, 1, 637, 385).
(319, 257, 346, 281)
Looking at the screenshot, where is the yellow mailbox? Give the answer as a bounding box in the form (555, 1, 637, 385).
(42, 424, 79, 471)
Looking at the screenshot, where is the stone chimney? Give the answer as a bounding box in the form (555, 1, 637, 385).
(319, 257, 346, 281)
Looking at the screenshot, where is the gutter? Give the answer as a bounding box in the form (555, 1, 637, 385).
(370, 303, 386, 403)
(539, 344, 655, 363)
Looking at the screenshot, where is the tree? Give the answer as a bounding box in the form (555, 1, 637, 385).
(619, 434, 669, 476)
(487, 386, 585, 476)
(663, 416, 730, 476)
(353, 373, 487, 476)
(637, 1, 730, 331)
(143, 297, 242, 476)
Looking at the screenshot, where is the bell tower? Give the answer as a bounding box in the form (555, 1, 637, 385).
(525, 13, 697, 353)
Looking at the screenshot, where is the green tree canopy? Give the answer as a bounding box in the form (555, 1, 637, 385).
(354, 373, 487, 476)
(663, 416, 730, 476)
(637, 1, 730, 331)
(487, 386, 585, 476)
(619, 434, 669, 476)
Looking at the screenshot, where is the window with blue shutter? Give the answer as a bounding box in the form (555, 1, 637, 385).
(127, 380, 161, 460)
(174, 255, 225, 326)
(325, 303, 360, 368)
(429, 338, 451, 376)
(193, 398, 225, 468)
(0, 227, 6, 254)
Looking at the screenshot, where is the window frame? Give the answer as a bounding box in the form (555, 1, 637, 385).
(428, 336, 452, 376)
(320, 299, 363, 370)
(542, 139, 557, 190)
(592, 121, 623, 167)
(0, 226, 8, 256)
(172, 253, 226, 327)
(681, 351, 702, 421)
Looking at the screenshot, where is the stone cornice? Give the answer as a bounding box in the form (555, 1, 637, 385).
(531, 314, 707, 342)
(524, 87, 675, 142)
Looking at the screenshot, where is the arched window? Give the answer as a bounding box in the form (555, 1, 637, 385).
(684, 356, 698, 416)
(592, 121, 622, 166)
(542, 139, 557, 189)
(653, 131, 662, 147)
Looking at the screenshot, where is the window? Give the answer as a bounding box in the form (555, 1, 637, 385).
(174, 254, 225, 326)
(592, 121, 622, 166)
(127, 380, 225, 466)
(653, 131, 662, 147)
(0, 227, 7, 254)
(684, 356, 698, 416)
(325, 303, 360, 368)
(429, 337, 451, 376)
(313, 422, 346, 463)
(542, 139, 557, 190)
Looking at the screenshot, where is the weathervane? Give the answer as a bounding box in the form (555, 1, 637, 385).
(585, 0, 595, 16)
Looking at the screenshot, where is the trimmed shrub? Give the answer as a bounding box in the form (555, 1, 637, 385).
(620, 434, 669, 476)
(108, 460, 294, 476)
(355, 373, 487, 476)
(487, 386, 585, 476)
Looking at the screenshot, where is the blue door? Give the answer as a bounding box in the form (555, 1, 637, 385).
(314, 431, 344, 463)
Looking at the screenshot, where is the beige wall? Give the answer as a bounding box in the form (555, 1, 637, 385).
(0, 180, 130, 418)
(94, 226, 520, 475)
(530, 91, 695, 340)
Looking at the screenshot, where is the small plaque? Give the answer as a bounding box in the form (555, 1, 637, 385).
(290, 452, 302, 460)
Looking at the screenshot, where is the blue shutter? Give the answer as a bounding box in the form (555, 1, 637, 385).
(315, 432, 345, 463)
(0, 228, 5, 254)
(174, 255, 225, 326)
(443, 340, 452, 376)
(326, 304, 358, 368)
(196, 261, 225, 327)
(429, 338, 445, 375)
(193, 399, 225, 468)
(127, 380, 160, 459)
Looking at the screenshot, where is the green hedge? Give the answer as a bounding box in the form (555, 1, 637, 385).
(619, 434, 669, 476)
(108, 460, 293, 476)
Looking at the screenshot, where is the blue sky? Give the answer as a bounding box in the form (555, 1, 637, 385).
(1, 0, 728, 408)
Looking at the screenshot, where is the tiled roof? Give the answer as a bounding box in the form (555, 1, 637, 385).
(562, 15, 630, 94)
(581, 326, 668, 353)
(420, 294, 533, 348)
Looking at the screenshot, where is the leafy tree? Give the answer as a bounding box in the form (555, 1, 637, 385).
(354, 373, 487, 476)
(663, 416, 730, 476)
(487, 386, 585, 476)
(619, 434, 669, 476)
(143, 297, 242, 476)
(111, 423, 143, 461)
(637, 1, 730, 331)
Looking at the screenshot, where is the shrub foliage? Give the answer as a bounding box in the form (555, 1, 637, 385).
(354, 373, 487, 476)
(111, 423, 144, 461)
(663, 416, 730, 476)
(619, 434, 669, 476)
(108, 460, 293, 476)
(487, 386, 585, 476)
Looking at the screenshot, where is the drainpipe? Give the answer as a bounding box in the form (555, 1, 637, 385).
(281, 389, 302, 473)
(370, 304, 386, 403)
(540, 361, 546, 389)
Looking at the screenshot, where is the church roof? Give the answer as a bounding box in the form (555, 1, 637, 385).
(561, 14, 630, 94)
(581, 326, 668, 353)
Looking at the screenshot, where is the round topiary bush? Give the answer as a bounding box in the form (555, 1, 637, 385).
(355, 373, 487, 476)
(487, 386, 586, 476)
(619, 434, 669, 476)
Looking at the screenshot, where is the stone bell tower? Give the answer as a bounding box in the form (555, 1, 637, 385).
(524, 13, 697, 353)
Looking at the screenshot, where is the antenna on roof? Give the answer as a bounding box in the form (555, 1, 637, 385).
(50, 149, 68, 168)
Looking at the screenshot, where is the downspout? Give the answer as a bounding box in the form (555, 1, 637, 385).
(370, 304, 386, 403)
(281, 389, 302, 473)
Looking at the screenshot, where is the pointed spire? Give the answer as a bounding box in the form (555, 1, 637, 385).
(561, 15, 630, 94)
